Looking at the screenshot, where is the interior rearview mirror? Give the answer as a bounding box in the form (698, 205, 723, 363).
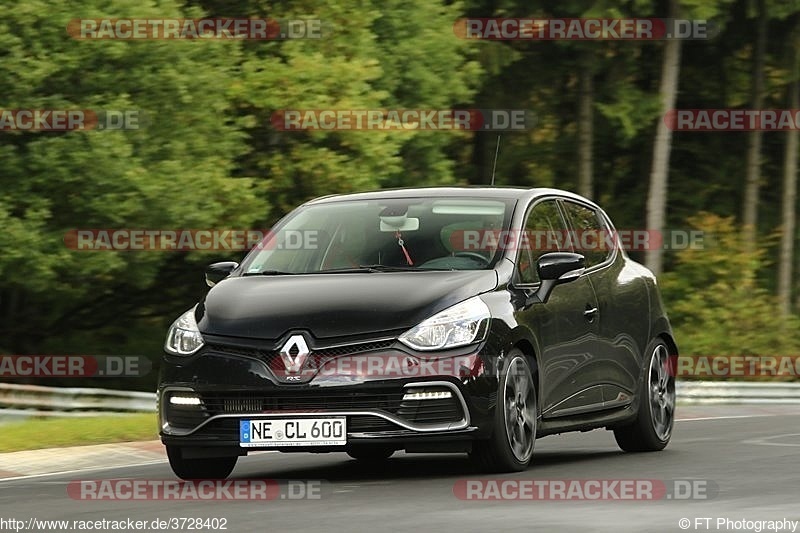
(379, 216, 420, 232)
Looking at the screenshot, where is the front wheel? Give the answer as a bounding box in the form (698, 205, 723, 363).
(470, 350, 537, 472)
(166, 446, 238, 480)
(613, 339, 675, 452)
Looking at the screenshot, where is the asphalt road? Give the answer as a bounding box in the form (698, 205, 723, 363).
(1, 405, 798, 533)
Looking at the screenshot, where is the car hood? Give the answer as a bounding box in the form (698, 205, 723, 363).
(196, 270, 498, 341)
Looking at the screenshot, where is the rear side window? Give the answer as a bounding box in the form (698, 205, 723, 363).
(560, 201, 610, 268)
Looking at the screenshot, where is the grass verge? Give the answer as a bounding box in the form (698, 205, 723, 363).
(0, 413, 157, 452)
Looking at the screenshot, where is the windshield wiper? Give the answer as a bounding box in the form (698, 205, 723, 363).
(242, 269, 295, 276)
(245, 265, 450, 275)
(358, 264, 424, 272)
(316, 264, 445, 273)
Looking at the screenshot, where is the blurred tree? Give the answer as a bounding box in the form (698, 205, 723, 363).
(577, 49, 595, 199)
(645, 0, 682, 277)
(742, 0, 768, 253)
(192, 0, 481, 219)
(777, 17, 799, 315)
(0, 0, 261, 361)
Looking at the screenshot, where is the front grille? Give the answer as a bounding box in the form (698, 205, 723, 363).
(204, 344, 276, 359)
(165, 381, 466, 434)
(311, 340, 396, 358)
(199, 388, 463, 426)
(222, 397, 262, 412)
(204, 339, 397, 382)
(204, 339, 395, 362)
(201, 390, 405, 415)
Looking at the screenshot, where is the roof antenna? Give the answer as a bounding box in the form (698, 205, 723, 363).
(490, 134, 501, 186)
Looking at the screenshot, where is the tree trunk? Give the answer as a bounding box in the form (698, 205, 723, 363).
(577, 54, 594, 199)
(645, 0, 682, 277)
(778, 36, 799, 316)
(742, 0, 768, 253)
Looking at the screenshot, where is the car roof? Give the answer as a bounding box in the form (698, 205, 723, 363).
(304, 186, 597, 207)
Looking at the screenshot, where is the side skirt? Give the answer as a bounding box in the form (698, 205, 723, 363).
(537, 404, 637, 437)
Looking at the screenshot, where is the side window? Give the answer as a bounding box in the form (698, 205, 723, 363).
(517, 200, 568, 284)
(561, 201, 609, 268)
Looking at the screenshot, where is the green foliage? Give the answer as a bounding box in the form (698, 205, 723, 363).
(2, 0, 800, 388)
(595, 85, 661, 140)
(0, 0, 260, 355)
(229, 0, 482, 214)
(661, 213, 800, 357)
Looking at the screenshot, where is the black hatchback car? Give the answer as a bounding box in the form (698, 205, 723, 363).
(159, 187, 677, 479)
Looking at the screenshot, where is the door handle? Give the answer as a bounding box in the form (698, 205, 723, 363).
(583, 305, 598, 320)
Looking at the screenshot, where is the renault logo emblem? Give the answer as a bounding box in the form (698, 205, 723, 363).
(279, 334, 309, 373)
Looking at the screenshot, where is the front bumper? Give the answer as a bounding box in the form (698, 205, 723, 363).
(158, 334, 502, 451)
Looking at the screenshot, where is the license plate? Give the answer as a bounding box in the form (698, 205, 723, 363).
(239, 417, 347, 447)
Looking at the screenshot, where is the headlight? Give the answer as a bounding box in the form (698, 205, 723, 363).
(399, 296, 490, 351)
(165, 307, 204, 356)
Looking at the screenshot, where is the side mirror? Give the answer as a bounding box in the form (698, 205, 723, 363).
(527, 252, 585, 305)
(205, 261, 239, 287)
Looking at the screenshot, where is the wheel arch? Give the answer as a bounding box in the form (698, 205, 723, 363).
(651, 315, 679, 357)
(510, 336, 541, 407)
(512, 338, 538, 371)
(658, 332, 679, 357)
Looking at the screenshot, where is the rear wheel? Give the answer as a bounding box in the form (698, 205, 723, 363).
(614, 339, 675, 452)
(166, 446, 238, 480)
(470, 350, 537, 472)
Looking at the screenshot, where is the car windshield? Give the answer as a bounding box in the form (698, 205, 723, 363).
(240, 197, 515, 274)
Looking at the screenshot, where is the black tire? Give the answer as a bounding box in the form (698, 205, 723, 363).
(166, 446, 238, 480)
(470, 350, 537, 472)
(614, 338, 675, 452)
(346, 445, 395, 463)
